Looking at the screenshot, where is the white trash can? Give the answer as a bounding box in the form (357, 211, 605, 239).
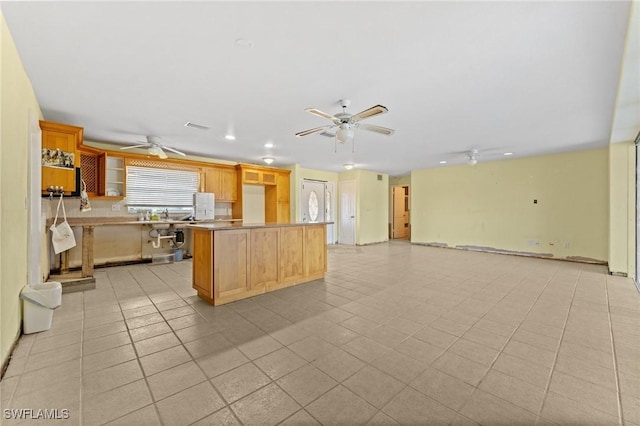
(21, 282, 62, 334)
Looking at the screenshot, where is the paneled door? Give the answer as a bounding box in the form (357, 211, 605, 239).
(392, 186, 409, 239)
(339, 180, 356, 245)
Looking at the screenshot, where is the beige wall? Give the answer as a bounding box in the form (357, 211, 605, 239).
(1, 13, 43, 365)
(411, 148, 609, 262)
(339, 169, 389, 245)
(609, 141, 636, 277)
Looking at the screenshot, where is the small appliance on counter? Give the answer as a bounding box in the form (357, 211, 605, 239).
(194, 192, 215, 221)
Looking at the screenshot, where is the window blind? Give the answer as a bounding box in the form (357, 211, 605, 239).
(126, 166, 199, 207)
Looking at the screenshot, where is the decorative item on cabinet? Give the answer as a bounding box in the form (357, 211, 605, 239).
(40, 120, 83, 195)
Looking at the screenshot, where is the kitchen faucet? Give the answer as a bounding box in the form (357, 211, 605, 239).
(162, 208, 169, 219)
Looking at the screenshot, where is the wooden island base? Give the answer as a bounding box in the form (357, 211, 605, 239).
(190, 223, 328, 306)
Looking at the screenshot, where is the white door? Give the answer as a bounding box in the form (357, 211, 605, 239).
(301, 180, 325, 223)
(339, 180, 356, 245)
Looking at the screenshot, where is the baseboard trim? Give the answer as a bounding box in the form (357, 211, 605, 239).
(1, 327, 22, 380)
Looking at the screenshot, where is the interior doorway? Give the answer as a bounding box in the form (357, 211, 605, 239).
(339, 180, 356, 245)
(392, 185, 410, 239)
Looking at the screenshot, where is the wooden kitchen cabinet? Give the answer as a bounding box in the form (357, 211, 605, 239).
(41, 120, 83, 195)
(191, 223, 327, 305)
(99, 154, 125, 198)
(265, 171, 291, 224)
(205, 166, 237, 202)
(240, 165, 277, 185)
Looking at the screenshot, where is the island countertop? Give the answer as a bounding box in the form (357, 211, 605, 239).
(187, 221, 333, 231)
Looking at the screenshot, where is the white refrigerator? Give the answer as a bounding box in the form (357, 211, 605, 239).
(194, 192, 215, 220)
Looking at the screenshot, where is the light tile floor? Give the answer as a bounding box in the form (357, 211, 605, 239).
(2, 241, 639, 425)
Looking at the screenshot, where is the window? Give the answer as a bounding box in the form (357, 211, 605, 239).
(126, 166, 199, 212)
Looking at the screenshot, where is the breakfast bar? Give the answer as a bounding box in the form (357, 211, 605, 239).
(189, 222, 328, 305)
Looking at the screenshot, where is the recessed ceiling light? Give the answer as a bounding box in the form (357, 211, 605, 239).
(234, 38, 253, 48)
(264, 142, 274, 148)
(225, 134, 236, 141)
(504, 152, 513, 156)
(262, 157, 274, 165)
(439, 160, 447, 164)
(343, 163, 354, 170)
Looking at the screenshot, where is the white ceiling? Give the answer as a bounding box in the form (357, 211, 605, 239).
(2, 1, 636, 176)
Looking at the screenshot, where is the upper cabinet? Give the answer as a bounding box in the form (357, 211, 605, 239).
(239, 165, 277, 186)
(41, 120, 83, 195)
(204, 166, 237, 202)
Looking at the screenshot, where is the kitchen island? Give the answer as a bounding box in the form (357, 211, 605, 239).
(189, 222, 329, 305)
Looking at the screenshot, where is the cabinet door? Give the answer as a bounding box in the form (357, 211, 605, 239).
(276, 173, 290, 202)
(250, 228, 279, 289)
(221, 168, 237, 201)
(243, 168, 261, 184)
(261, 171, 277, 185)
(304, 225, 327, 277)
(41, 121, 82, 195)
(280, 226, 304, 283)
(214, 229, 250, 300)
(204, 168, 222, 197)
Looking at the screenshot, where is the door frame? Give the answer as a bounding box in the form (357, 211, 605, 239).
(391, 184, 410, 240)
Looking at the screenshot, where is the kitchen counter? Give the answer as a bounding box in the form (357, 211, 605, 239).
(188, 221, 333, 231)
(192, 222, 328, 305)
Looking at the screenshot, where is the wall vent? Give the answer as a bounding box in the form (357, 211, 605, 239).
(184, 121, 210, 130)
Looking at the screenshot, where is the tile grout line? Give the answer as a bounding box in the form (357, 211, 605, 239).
(604, 274, 625, 425)
(456, 263, 563, 421)
(537, 268, 582, 421)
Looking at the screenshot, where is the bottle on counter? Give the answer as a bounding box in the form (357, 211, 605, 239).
(145, 210, 151, 221)
(138, 212, 145, 221)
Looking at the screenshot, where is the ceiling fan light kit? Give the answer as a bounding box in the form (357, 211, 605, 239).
(295, 99, 394, 149)
(343, 163, 355, 170)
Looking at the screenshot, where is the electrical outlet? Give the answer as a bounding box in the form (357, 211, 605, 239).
(111, 203, 120, 211)
(563, 241, 570, 248)
(527, 240, 540, 246)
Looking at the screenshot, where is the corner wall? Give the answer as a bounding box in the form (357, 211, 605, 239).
(1, 13, 42, 366)
(609, 141, 636, 278)
(411, 148, 609, 262)
(339, 169, 389, 245)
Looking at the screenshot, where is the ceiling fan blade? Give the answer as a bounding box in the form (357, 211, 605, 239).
(305, 108, 337, 121)
(161, 145, 186, 156)
(120, 143, 149, 150)
(358, 123, 395, 136)
(295, 126, 328, 137)
(351, 105, 388, 122)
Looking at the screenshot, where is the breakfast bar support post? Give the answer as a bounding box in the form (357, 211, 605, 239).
(81, 225, 95, 277)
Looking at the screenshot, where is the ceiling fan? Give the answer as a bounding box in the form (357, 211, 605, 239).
(295, 99, 394, 143)
(119, 135, 186, 159)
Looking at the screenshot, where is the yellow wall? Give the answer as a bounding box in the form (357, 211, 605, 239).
(609, 141, 636, 277)
(1, 13, 43, 365)
(411, 149, 609, 262)
(339, 169, 389, 245)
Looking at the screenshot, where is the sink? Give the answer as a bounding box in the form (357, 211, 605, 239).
(171, 223, 188, 229)
(148, 222, 171, 230)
